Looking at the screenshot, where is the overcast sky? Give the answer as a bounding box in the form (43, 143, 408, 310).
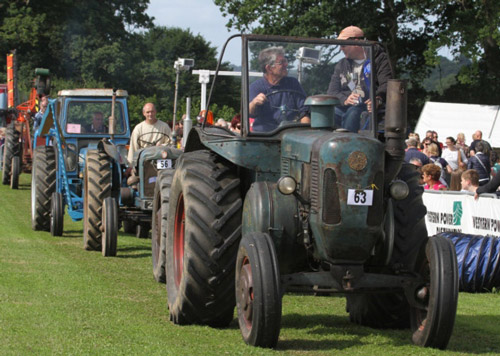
(145, 0, 239, 62)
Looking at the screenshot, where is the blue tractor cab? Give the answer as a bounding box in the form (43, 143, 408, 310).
(31, 89, 130, 243)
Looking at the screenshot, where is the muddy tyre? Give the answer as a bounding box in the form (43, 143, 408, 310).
(2, 123, 20, 185)
(83, 150, 112, 251)
(10, 155, 20, 189)
(347, 163, 428, 328)
(166, 150, 242, 326)
(236, 232, 282, 348)
(410, 235, 458, 349)
(152, 169, 174, 283)
(102, 197, 118, 257)
(31, 146, 56, 231)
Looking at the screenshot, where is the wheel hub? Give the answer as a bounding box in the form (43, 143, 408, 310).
(239, 258, 254, 327)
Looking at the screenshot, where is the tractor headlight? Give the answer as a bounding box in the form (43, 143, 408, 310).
(277, 176, 297, 195)
(390, 180, 409, 200)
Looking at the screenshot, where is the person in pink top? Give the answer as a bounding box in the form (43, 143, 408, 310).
(421, 163, 447, 190)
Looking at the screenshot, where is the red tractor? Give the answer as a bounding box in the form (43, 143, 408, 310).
(0, 50, 50, 189)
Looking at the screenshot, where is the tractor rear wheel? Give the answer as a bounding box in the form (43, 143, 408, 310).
(347, 163, 428, 328)
(410, 235, 458, 349)
(236, 232, 282, 348)
(152, 169, 174, 283)
(83, 150, 112, 251)
(31, 146, 56, 231)
(10, 155, 20, 189)
(102, 197, 118, 257)
(2, 123, 20, 185)
(166, 150, 242, 326)
(50, 192, 64, 236)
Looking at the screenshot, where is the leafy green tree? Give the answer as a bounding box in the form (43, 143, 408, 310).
(0, 0, 152, 91)
(214, 0, 500, 125)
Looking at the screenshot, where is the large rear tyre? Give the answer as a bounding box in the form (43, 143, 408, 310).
(83, 150, 112, 251)
(31, 146, 56, 231)
(166, 150, 242, 326)
(347, 163, 428, 328)
(50, 192, 64, 236)
(10, 155, 20, 189)
(410, 235, 458, 349)
(236, 232, 282, 348)
(102, 197, 118, 257)
(152, 169, 174, 283)
(2, 123, 20, 185)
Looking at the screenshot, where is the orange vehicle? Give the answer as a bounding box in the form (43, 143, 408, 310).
(1, 50, 50, 189)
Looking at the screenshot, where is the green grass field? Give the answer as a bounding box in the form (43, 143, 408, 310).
(1, 174, 499, 355)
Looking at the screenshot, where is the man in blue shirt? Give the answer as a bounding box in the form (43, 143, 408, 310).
(405, 137, 429, 165)
(249, 46, 310, 132)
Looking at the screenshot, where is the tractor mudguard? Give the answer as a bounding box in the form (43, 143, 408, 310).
(242, 181, 307, 274)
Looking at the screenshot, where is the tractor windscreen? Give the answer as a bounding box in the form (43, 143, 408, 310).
(246, 38, 376, 135)
(64, 100, 126, 135)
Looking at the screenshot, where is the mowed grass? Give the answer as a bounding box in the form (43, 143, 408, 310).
(1, 174, 499, 355)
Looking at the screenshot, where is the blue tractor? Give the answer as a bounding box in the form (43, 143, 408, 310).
(154, 35, 459, 349)
(31, 89, 130, 251)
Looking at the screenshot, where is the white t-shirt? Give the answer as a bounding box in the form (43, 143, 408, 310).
(442, 148, 467, 171)
(128, 120, 172, 163)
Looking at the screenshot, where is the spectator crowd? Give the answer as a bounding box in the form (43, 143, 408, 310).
(405, 129, 500, 197)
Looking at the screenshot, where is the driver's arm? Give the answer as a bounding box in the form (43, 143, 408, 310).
(249, 93, 266, 115)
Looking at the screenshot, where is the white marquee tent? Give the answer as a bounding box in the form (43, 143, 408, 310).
(414, 101, 500, 147)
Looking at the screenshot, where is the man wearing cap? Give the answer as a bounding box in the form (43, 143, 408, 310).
(405, 137, 430, 165)
(327, 26, 392, 132)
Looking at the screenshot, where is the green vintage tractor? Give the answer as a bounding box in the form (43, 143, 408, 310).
(154, 34, 458, 349)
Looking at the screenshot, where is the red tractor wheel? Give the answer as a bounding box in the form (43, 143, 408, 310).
(236, 232, 282, 348)
(165, 150, 242, 327)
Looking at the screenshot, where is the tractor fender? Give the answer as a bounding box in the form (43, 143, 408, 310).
(242, 181, 307, 274)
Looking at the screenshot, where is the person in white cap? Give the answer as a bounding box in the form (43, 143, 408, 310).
(327, 26, 392, 132)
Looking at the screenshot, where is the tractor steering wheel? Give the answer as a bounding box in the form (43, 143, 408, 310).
(266, 89, 306, 123)
(136, 131, 171, 148)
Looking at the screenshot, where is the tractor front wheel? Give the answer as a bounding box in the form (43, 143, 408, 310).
(151, 169, 174, 283)
(10, 155, 20, 189)
(236, 232, 282, 348)
(166, 150, 242, 326)
(102, 197, 118, 257)
(50, 192, 64, 236)
(410, 235, 458, 349)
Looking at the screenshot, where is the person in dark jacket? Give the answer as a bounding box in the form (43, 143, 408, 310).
(467, 141, 490, 186)
(327, 26, 393, 132)
(405, 137, 430, 165)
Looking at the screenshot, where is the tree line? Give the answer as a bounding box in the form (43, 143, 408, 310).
(1, 1, 498, 128)
(214, 0, 500, 126)
(0, 0, 239, 127)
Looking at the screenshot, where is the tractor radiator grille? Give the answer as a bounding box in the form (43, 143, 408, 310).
(143, 161, 157, 198)
(281, 157, 290, 175)
(322, 168, 341, 224)
(310, 156, 320, 212)
(366, 171, 384, 226)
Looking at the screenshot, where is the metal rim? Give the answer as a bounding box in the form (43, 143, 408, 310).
(238, 256, 254, 330)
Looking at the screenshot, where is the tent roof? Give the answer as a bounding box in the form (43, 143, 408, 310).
(415, 101, 500, 147)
